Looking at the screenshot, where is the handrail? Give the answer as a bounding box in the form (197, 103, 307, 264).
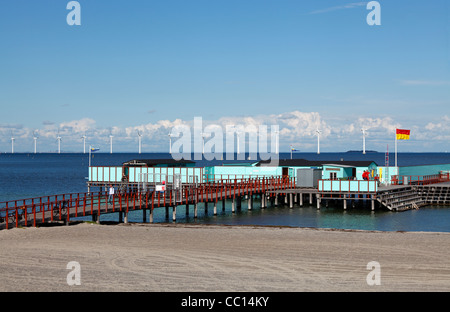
(390, 172, 450, 186)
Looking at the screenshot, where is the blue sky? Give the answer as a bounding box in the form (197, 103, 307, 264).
(0, 0, 449, 153)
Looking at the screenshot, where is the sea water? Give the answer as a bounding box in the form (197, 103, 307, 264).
(1, 152, 449, 232)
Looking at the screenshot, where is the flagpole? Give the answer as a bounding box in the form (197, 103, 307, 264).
(395, 130, 398, 176)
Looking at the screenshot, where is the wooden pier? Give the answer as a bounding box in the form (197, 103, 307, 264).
(0, 177, 296, 230)
(2, 173, 450, 230)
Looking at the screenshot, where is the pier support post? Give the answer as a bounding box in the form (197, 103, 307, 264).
(289, 193, 293, 208)
(343, 195, 347, 210)
(149, 208, 153, 223)
(124, 212, 128, 224)
(299, 193, 303, 207)
(309, 193, 313, 205)
(248, 195, 252, 210)
(173, 206, 176, 222)
(316, 195, 321, 210)
(275, 194, 278, 206)
(232, 197, 235, 213)
(371, 195, 375, 211)
(194, 202, 198, 218)
(261, 194, 265, 209)
(214, 201, 217, 215)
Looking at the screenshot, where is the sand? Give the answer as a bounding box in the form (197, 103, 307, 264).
(0, 222, 449, 292)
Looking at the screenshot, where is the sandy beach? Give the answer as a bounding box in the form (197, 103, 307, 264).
(0, 222, 449, 292)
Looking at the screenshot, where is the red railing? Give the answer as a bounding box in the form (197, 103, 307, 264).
(390, 172, 450, 186)
(0, 176, 294, 230)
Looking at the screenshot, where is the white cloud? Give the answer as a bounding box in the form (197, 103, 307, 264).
(425, 116, 450, 131)
(59, 118, 96, 134)
(2, 111, 450, 152)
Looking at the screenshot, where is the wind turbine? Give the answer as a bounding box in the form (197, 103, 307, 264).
(109, 132, 114, 154)
(316, 128, 322, 154)
(168, 133, 173, 154)
(56, 131, 62, 154)
(33, 130, 39, 154)
(10, 132, 15, 154)
(81, 134, 87, 154)
(361, 128, 368, 154)
(137, 130, 142, 154)
(274, 130, 279, 154)
(235, 129, 241, 155)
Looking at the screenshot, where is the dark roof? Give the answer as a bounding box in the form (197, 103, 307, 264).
(122, 159, 195, 167)
(257, 159, 377, 167)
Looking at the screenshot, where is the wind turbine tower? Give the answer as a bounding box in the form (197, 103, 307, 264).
(81, 134, 87, 154)
(109, 133, 114, 154)
(236, 130, 241, 155)
(274, 130, 279, 154)
(56, 131, 62, 154)
(316, 128, 322, 154)
(137, 130, 142, 154)
(33, 131, 39, 154)
(361, 128, 368, 154)
(168, 133, 173, 154)
(11, 132, 15, 154)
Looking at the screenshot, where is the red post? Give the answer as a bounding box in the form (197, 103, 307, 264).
(5, 203, 8, 230)
(32, 199, 36, 227)
(40, 197, 44, 224)
(50, 199, 54, 222)
(76, 194, 79, 217)
(151, 192, 155, 210)
(67, 203, 70, 224)
(23, 200, 27, 227)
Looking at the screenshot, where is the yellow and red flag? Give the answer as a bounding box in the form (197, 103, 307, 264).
(396, 129, 410, 140)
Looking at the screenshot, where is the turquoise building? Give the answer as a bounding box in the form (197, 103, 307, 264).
(88, 157, 450, 187)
